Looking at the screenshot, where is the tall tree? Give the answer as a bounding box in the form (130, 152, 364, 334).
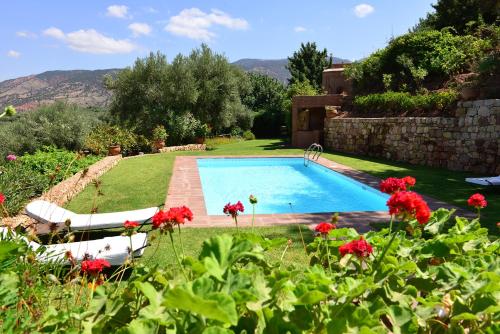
(415, 0, 499, 34)
(287, 42, 332, 90)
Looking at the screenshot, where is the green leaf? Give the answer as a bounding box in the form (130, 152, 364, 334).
(134, 282, 163, 308)
(164, 278, 238, 325)
(202, 327, 234, 334)
(295, 290, 326, 305)
(127, 319, 159, 334)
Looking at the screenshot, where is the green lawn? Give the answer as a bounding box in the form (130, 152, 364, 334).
(66, 139, 499, 234)
(140, 225, 313, 270)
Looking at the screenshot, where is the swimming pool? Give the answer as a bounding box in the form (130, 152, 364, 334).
(197, 158, 389, 215)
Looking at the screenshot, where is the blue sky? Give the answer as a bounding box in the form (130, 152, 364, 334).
(0, 1, 436, 81)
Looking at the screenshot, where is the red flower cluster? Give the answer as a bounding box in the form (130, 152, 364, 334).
(0, 193, 5, 204)
(223, 201, 244, 218)
(380, 177, 407, 194)
(380, 176, 417, 194)
(467, 193, 487, 209)
(81, 259, 111, 276)
(124, 220, 140, 229)
(402, 176, 416, 188)
(152, 206, 193, 229)
(315, 222, 336, 235)
(387, 191, 431, 224)
(339, 237, 373, 258)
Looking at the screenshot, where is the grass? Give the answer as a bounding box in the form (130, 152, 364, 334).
(66, 139, 499, 234)
(140, 225, 313, 270)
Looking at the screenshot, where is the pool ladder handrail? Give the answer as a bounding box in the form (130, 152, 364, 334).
(304, 143, 323, 166)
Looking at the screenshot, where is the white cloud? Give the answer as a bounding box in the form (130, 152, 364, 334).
(106, 5, 129, 18)
(294, 26, 307, 32)
(43, 27, 65, 39)
(165, 8, 249, 41)
(7, 50, 21, 58)
(354, 4, 375, 18)
(144, 6, 158, 14)
(16, 31, 37, 38)
(128, 22, 152, 37)
(43, 27, 136, 54)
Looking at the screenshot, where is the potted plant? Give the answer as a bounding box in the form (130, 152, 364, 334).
(152, 125, 168, 150)
(108, 143, 121, 156)
(195, 123, 210, 144)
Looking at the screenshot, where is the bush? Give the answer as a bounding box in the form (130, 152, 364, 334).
(230, 127, 242, 137)
(0, 163, 49, 215)
(346, 30, 488, 94)
(242, 130, 256, 140)
(84, 125, 150, 155)
(0, 102, 104, 159)
(354, 90, 459, 114)
(166, 113, 200, 145)
(152, 125, 168, 142)
(20, 147, 100, 184)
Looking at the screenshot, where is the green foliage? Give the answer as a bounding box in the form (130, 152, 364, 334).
(415, 0, 499, 35)
(242, 130, 256, 140)
(152, 125, 168, 141)
(167, 112, 201, 145)
(0, 163, 49, 216)
(0, 102, 104, 159)
(20, 146, 100, 184)
(354, 90, 459, 114)
(84, 124, 151, 155)
(242, 73, 287, 138)
(194, 123, 211, 138)
(346, 30, 487, 94)
(2, 105, 16, 117)
(287, 42, 332, 90)
(106, 45, 252, 143)
(1, 209, 498, 332)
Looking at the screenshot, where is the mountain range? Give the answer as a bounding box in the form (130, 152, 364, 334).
(0, 57, 350, 111)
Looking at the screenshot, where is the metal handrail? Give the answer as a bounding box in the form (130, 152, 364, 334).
(304, 143, 323, 166)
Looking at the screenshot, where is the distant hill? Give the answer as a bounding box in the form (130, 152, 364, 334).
(0, 69, 119, 112)
(0, 57, 350, 111)
(233, 57, 350, 83)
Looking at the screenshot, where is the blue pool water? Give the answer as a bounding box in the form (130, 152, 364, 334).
(197, 158, 389, 215)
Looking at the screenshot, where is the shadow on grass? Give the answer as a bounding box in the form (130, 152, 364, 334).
(257, 139, 291, 151)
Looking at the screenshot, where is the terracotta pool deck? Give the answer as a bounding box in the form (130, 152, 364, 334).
(164, 155, 470, 233)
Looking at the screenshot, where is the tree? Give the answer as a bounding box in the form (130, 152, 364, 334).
(242, 73, 287, 137)
(287, 42, 332, 90)
(105, 46, 253, 144)
(415, 0, 499, 34)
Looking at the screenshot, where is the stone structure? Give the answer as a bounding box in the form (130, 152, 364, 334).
(291, 64, 352, 148)
(159, 144, 206, 153)
(324, 99, 500, 174)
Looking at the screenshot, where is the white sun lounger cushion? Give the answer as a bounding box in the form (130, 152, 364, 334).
(0, 227, 148, 266)
(465, 176, 500, 186)
(25, 200, 158, 230)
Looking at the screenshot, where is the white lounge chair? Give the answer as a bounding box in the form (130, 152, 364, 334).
(25, 200, 158, 231)
(465, 176, 500, 186)
(1, 227, 148, 266)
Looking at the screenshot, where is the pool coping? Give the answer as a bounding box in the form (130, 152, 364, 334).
(164, 155, 471, 233)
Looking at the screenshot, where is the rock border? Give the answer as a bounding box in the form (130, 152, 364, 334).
(159, 144, 206, 153)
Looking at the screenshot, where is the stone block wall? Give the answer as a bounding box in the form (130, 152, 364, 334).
(324, 99, 500, 174)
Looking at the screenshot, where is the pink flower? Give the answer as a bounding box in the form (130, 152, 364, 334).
(0, 193, 5, 204)
(6, 154, 16, 161)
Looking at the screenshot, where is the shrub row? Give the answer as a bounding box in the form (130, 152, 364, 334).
(353, 90, 459, 114)
(0, 147, 100, 215)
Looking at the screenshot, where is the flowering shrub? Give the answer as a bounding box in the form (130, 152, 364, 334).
(387, 191, 431, 224)
(467, 193, 487, 209)
(81, 259, 111, 276)
(6, 154, 17, 161)
(315, 221, 336, 235)
(0, 178, 498, 333)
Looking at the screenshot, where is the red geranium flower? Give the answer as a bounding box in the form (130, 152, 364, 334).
(152, 206, 193, 229)
(402, 176, 416, 188)
(467, 193, 487, 209)
(339, 236, 373, 258)
(81, 258, 111, 276)
(0, 193, 5, 204)
(124, 220, 140, 229)
(380, 177, 407, 194)
(387, 191, 431, 224)
(223, 201, 244, 218)
(315, 222, 336, 235)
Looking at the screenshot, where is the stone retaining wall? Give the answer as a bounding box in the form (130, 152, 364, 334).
(324, 99, 500, 174)
(159, 144, 206, 153)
